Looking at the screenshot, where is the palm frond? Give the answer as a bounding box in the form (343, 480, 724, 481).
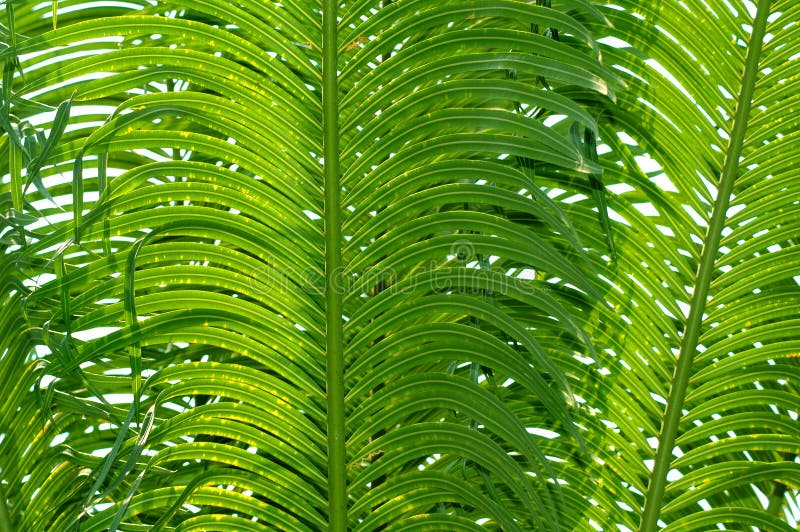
(1, 0, 617, 530)
(557, 0, 800, 529)
(3, 0, 799, 530)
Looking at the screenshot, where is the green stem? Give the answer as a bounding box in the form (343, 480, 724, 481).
(766, 482, 787, 517)
(0, 485, 12, 531)
(322, 1, 346, 530)
(639, 2, 771, 530)
(9, 143, 25, 244)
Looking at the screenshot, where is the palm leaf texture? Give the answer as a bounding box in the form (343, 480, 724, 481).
(560, 1, 800, 530)
(0, 0, 798, 530)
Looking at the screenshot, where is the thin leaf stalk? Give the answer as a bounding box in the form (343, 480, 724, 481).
(766, 482, 787, 516)
(0, 485, 11, 531)
(639, 1, 772, 530)
(323, 1, 347, 530)
(9, 143, 25, 244)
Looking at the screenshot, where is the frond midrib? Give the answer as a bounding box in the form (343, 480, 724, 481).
(638, 1, 774, 529)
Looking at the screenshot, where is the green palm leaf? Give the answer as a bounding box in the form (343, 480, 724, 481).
(2, 0, 798, 530)
(559, 0, 800, 530)
(1, 0, 617, 530)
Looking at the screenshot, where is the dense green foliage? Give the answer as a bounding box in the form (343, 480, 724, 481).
(1, 0, 799, 530)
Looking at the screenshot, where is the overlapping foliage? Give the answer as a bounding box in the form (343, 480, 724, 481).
(1, 0, 798, 530)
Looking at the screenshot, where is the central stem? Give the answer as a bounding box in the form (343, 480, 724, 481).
(322, 2, 347, 530)
(639, 1, 771, 529)
(0, 485, 11, 530)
